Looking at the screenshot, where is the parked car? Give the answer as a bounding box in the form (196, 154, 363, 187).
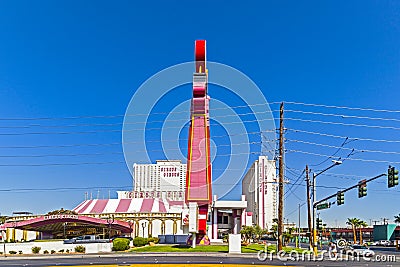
(374, 240, 393, 246)
(343, 245, 375, 257)
(63, 235, 109, 244)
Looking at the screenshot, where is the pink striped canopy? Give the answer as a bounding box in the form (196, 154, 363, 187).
(73, 198, 184, 214)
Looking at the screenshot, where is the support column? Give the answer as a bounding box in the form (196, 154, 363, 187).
(23, 230, 27, 241)
(134, 220, 140, 237)
(148, 220, 153, 238)
(173, 220, 177, 234)
(232, 209, 238, 234)
(213, 208, 218, 239)
(241, 208, 246, 227)
(161, 220, 166, 235)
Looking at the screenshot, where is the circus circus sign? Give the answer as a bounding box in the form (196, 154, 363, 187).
(160, 166, 180, 178)
(43, 215, 79, 220)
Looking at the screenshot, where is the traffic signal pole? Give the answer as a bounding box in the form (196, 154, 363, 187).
(313, 173, 386, 208)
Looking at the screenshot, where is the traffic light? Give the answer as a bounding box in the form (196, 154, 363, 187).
(388, 166, 399, 188)
(358, 180, 367, 198)
(316, 218, 323, 230)
(337, 191, 345, 206)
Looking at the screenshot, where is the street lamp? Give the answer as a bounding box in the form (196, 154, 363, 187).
(141, 221, 147, 238)
(106, 215, 114, 240)
(2, 230, 5, 257)
(63, 222, 67, 239)
(312, 160, 342, 254)
(128, 220, 133, 239)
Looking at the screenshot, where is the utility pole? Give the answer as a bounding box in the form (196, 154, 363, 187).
(297, 203, 301, 248)
(277, 102, 284, 251)
(305, 165, 313, 250)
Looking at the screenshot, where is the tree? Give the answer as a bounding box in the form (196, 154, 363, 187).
(253, 225, 267, 243)
(394, 214, 400, 224)
(346, 218, 360, 244)
(283, 227, 296, 245)
(269, 222, 278, 240)
(358, 220, 368, 245)
(240, 226, 254, 244)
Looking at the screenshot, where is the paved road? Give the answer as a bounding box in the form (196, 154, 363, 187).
(0, 252, 399, 267)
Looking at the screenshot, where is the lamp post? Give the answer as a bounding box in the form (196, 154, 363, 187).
(106, 215, 114, 241)
(63, 222, 67, 239)
(312, 160, 342, 254)
(2, 230, 5, 257)
(141, 222, 147, 238)
(128, 220, 133, 239)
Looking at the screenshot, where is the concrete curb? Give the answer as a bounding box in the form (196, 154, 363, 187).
(0, 252, 259, 260)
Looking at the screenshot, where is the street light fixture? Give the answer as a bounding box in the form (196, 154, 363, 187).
(128, 220, 133, 239)
(141, 222, 147, 238)
(106, 215, 114, 241)
(63, 222, 67, 239)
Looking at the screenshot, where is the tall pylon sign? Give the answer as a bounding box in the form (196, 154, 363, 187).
(185, 40, 212, 237)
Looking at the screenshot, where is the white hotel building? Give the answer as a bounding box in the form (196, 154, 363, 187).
(242, 156, 277, 231)
(129, 160, 187, 201)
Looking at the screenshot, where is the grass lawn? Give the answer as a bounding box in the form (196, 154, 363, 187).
(130, 244, 309, 254)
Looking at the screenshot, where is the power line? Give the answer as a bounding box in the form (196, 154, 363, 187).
(287, 128, 400, 144)
(287, 139, 400, 155)
(283, 101, 400, 114)
(287, 149, 400, 164)
(0, 141, 273, 158)
(0, 102, 279, 121)
(285, 117, 400, 131)
(285, 109, 400, 123)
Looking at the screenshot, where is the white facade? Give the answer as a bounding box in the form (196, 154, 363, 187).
(133, 160, 187, 200)
(242, 156, 277, 231)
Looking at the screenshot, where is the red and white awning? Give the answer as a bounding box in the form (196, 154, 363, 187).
(73, 198, 185, 214)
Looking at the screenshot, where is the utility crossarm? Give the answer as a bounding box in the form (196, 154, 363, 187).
(313, 173, 386, 208)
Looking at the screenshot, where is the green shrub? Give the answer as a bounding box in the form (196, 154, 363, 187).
(31, 246, 41, 254)
(148, 237, 159, 244)
(66, 249, 70, 253)
(112, 238, 130, 251)
(132, 237, 148, 247)
(43, 250, 49, 254)
(74, 245, 86, 253)
(51, 250, 56, 254)
(58, 249, 64, 253)
(9, 251, 17, 254)
(19, 251, 22, 254)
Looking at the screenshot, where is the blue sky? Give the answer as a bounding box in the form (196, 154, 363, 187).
(0, 1, 399, 227)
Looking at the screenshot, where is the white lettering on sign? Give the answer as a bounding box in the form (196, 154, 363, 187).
(43, 215, 79, 220)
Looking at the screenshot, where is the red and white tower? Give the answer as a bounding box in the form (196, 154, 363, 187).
(185, 40, 212, 238)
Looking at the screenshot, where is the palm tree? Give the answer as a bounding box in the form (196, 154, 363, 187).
(346, 218, 360, 244)
(358, 220, 368, 245)
(394, 214, 400, 224)
(240, 226, 254, 244)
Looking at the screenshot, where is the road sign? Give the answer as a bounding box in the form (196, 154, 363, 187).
(316, 202, 331, 210)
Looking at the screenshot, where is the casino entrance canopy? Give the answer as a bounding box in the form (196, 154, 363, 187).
(0, 214, 132, 238)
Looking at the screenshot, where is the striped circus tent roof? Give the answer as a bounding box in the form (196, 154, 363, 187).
(73, 198, 185, 214)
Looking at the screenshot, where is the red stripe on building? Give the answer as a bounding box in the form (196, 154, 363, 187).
(89, 199, 109, 214)
(75, 200, 93, 214)
(159, 200, 167, 213)
(169, 200, 184, 206)
(115, 199, 131, 213)
(140, 199, 154, 212)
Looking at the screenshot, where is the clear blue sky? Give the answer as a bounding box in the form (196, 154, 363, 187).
(0, 1, 399, 228)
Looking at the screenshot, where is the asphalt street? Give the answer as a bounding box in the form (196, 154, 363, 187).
(0, 252, 399, 267)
